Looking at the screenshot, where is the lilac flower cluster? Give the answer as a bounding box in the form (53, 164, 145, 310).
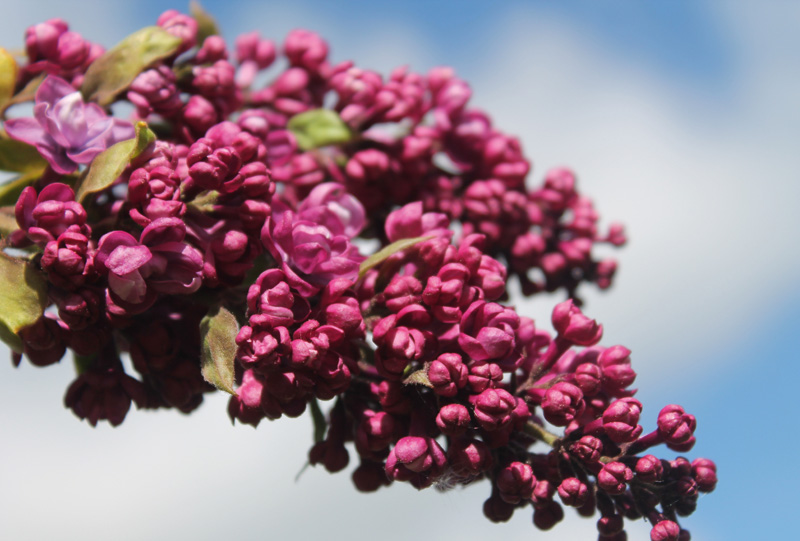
(0, 9, 713, 540)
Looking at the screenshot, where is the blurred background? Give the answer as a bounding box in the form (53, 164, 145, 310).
(1, 1, 798, 539)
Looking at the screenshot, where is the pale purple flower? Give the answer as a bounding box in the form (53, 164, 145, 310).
(4, 76, 135, 174)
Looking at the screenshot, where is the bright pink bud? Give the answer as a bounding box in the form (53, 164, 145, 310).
(597, 461, 633, 494)
(284, 29, 328, 72)
(448, 438, 492, 477)
(551, 299, 603, 346)
(436, 403, 471, 436)
(598, 345, 637, 394)
(541, 382, 585, 426)
(428, 353, 468, 397)
(470, 388, 517, 431)
(496, 461, 536, 504)
(385, 436, 447, 489)
(657, 405, 697, 451)
(602, 397, 643, 443)
(650, 520, 681, 541)
(635, 455, 664, 482)
(157, 10, 198, 53)
(557, 477, 589, 507)
(570, 435, 603, 464)
(691, 458, 717, 492)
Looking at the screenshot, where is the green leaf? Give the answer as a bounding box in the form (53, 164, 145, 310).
(190, 0, 221, 45)
(81, 26, 183, 107)
(287, 109, 353, 151)
(74, 121, 155, 203)
(0, 47, 18, 111)
(0, 138, 48, 173)
(199, 305, 239, 396)
(0, 252, 48, 352)
(403, 368, 433, 388)
(309, 398, 327, 443)
(358, 235, 433, 279)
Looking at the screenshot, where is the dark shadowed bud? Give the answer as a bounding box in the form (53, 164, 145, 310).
(650, 520, 681, 541)
(557, 477, 589, 507)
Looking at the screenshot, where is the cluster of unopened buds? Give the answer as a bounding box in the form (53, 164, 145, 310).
(0, 6, 715, 540)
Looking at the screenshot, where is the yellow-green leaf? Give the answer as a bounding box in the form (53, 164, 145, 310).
(199, 305, 239, 396)
(0, 47, 18, 111)
(0, 206, 17, 237)
(0, 172, 39, 207)
(74, 121, 155, 203)
(288, 109, 353, 151)
(0, 138, 48, 173)
(190, 0, 221, 45)
(358, 235, 433, 279)
(81, 26, 182, 107)
(0, 252, 48, 352)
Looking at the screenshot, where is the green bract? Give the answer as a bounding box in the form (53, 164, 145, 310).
(0, 252, 48, 352)
(199, 305, 239, 396)
(288, 109, 353, 151)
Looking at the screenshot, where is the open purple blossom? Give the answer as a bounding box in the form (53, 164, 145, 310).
(5, 76, 135, 174)
(95, 217, 203, 315)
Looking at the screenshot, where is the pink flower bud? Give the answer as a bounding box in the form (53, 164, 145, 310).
(541, 382, 585, 426)
(470, 388, 517, 431)
(657, 405, 697, 451)
(650, 520, 681, 541)
(557, 477, 589, 507)
(570, 435, 603, 464)
(385, 436, 447, 489)
(597, 461, 633, 494)
(598, 345, 637, 394)
(467, 361, 503, 392)
(157, 10, 198, 53)
(602, 397, 643, 443)
(428, 353, 468, 397)
(635, 455, 664, 483)
(691, 458, 717, 492)
(447, 438, 492, 477)
(551, 299, 603, 346)
(436, 403, 471, 436)
(496, 461, 536, 504)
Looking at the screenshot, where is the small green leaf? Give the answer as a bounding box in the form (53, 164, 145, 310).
(403, 368, 433, 388)
(190, 0, 221, 45)
(309, 398, 327, 443)
(358, 235, 433, 279)
(81, 26, 182, 107)
(74, 121, 155, 203)
(0, 138, 48, 173)
(287, 109, 353, 151)
(0, 252, 48, 352)
(199, 305, 239, 396)
(0, 47, 18, 111)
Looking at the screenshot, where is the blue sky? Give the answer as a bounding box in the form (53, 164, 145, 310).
(1, 1, 798, 540)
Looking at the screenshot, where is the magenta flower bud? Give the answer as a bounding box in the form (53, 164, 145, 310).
(597, 514, 625, 536)
(236, 31, 276, 68)
(385, 201, 451, 242)
(533, 501, 564, 531)
(458, 301, 520, 363)
(557, 477, 589, 507)
(573, 362, 602, 396)
(470, 388, 517, 431)
(467, 361, 503, 393)
(64, 351, 145, 427)
(551, 299, 603, 346)
(355, 410, 395, 454)
(423, 263, 475, 323)
(570, 435, 603, 464)
(691, 458, 717, 492)
(284, 29, 328, 70)
(496, 461, 536, 504)
(448, 438, 492, 477)
(635, 455, 664, 482)
(597, 461, 634, 494)
(246, 269, 310, 329)
(25, 19, 68, 61)
(657, 405, 697, 451)
(193, 35, 228, 64)
(40, 227, 92, 289)
(383, 275, 423, 313)
(483, 493, 515, 523)
(385, 436, 447, 488)
(650, 520, 681, 541)
(428, 353, 468, 397)
(5, 76, 135, 174)
(156, 9, 198, 53)
(602, 398, 643, 444)
(15, 183, 88, 247)
(128, 65, 183, 117)
(436, 403, 471, 436)
(541, 382, 585, 426)
(182, 95, 218, 135)
(598, 345, 637, 394)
